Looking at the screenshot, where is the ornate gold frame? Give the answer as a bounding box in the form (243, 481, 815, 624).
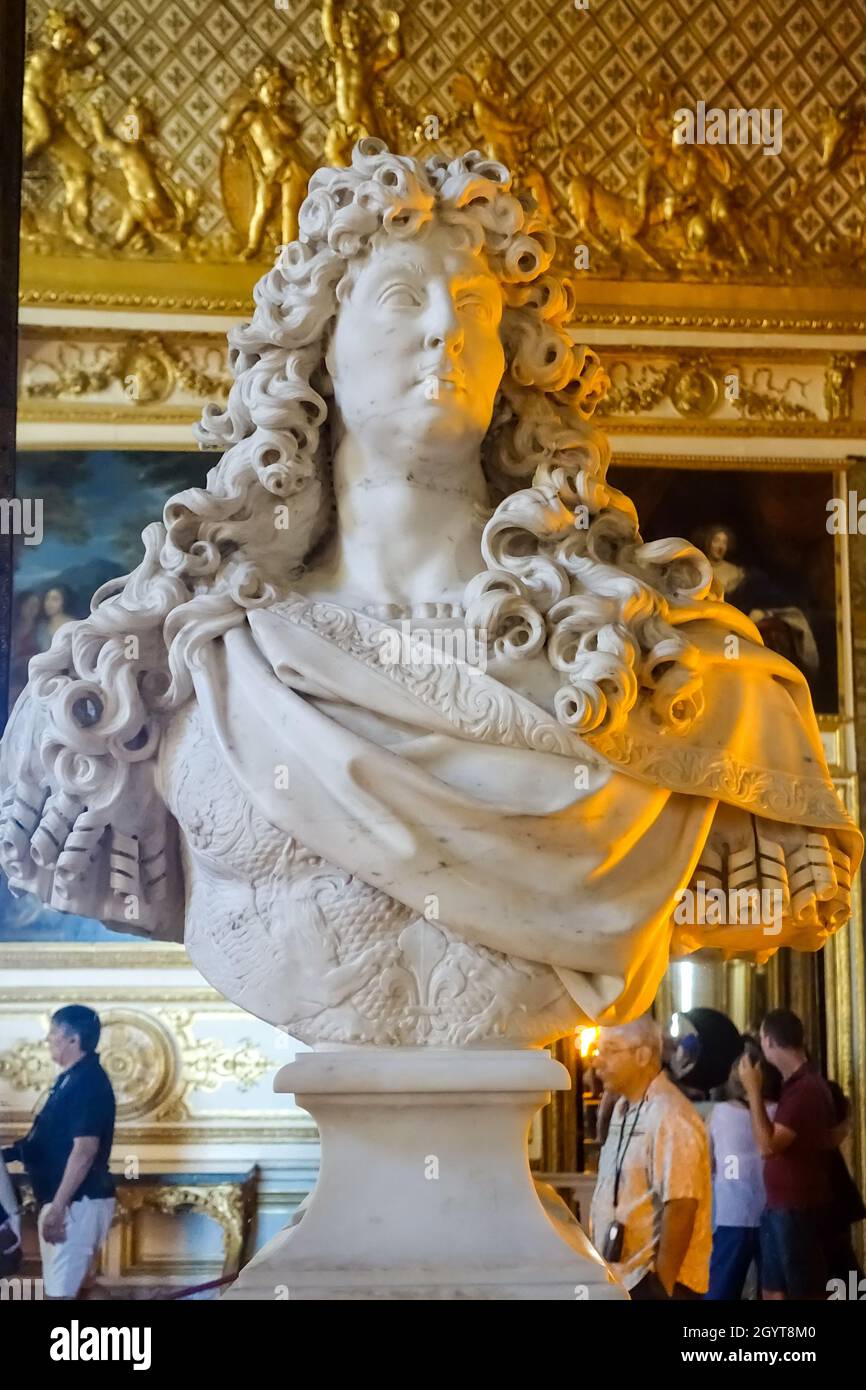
(611, 454, 854, 727)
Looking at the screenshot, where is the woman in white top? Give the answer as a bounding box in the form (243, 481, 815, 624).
(705, 1040, 778, 1299)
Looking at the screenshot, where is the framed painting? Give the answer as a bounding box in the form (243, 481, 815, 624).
(1, 447, 209, 949)
(607, 457, 846, 719)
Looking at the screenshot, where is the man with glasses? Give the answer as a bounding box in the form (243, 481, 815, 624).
(589, 1016, 711, 1299)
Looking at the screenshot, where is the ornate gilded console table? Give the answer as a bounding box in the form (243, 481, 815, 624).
(14, 1167, 258, 1285)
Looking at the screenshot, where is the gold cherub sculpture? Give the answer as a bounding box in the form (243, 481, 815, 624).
(818, 104, 866, 188)
(22, 8, 102, 243)
(451, 55, 554, 219)
(562, 145, 659, 269)
(636, 84, 752, 271)
(87, 97, 198, 253)
(309, 0, 402, 167)
(220, 61, 309, 260)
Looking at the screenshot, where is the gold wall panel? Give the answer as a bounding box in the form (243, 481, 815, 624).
(0, 993, 314, 1140)
(18, 0, 866, 311)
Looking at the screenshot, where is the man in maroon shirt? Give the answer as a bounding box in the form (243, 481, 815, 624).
(739, 1008, 846, 1299)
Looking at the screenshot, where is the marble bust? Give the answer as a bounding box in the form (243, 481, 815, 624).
(1, 140, 860, 1055)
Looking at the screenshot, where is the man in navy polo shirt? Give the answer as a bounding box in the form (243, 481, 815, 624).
(740, 1008, 845, 1299)
(2, 1005, 116, 1299)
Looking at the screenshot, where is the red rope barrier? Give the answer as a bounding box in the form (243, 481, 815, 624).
(162, 1274, 238, 1299)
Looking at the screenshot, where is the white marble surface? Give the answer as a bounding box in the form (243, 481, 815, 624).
(224, 1047, 626, 1301)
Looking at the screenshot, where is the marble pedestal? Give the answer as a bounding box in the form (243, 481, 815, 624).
(223, 1047, 626, 1301)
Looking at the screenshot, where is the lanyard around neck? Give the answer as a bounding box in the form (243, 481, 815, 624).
(612, 1089, 649, 1211)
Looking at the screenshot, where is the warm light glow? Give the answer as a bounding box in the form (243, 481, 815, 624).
(678, 961, 695, 1012)
(576, 1026, 599, 1058)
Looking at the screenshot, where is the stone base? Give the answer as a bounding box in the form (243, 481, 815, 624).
(223, 1048, 626, 1301)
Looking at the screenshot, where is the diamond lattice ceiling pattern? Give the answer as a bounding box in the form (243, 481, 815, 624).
(21, 0, 866, 272)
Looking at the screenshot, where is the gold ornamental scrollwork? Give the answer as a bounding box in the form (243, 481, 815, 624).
(0, 1008, 176, 1120)
(98, 1011, 178, 1121)
(0, 1007, 271, 1124)
(21, 333, 232, 407)
(0, 1034, 53, 1096)
(594, 351, 854, 425)
(730, 370, 816, 423)
(152, 1009, 272, 1122)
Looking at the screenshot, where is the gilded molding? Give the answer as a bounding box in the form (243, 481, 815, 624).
(606, 419, 866, 438)
(0, 1037, 51, 1094)
(20, 288, 866, 332)
(0, 943, 190, 969)
(19, 287, 255, 314)
(16, 404, 214, 426)
(0, 986, 219, 1003)
(577, 309, 866, 333)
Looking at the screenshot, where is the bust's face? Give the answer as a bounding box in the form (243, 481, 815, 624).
(329, 219, 505, 453)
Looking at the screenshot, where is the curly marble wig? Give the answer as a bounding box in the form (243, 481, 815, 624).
(24, 138, 715, 816)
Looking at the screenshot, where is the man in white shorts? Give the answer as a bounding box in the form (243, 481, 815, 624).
(2, 1005, 116, 1299)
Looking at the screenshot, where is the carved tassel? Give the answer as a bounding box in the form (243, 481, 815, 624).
(108, 830, 141, 899)
(0, 781, 48, 869)
(29, 790, 79, 869)
(54, 810, 108, 892)
(140, 829, 168, 902)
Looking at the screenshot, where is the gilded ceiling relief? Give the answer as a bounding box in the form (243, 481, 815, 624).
(18, 0, 866, 296)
